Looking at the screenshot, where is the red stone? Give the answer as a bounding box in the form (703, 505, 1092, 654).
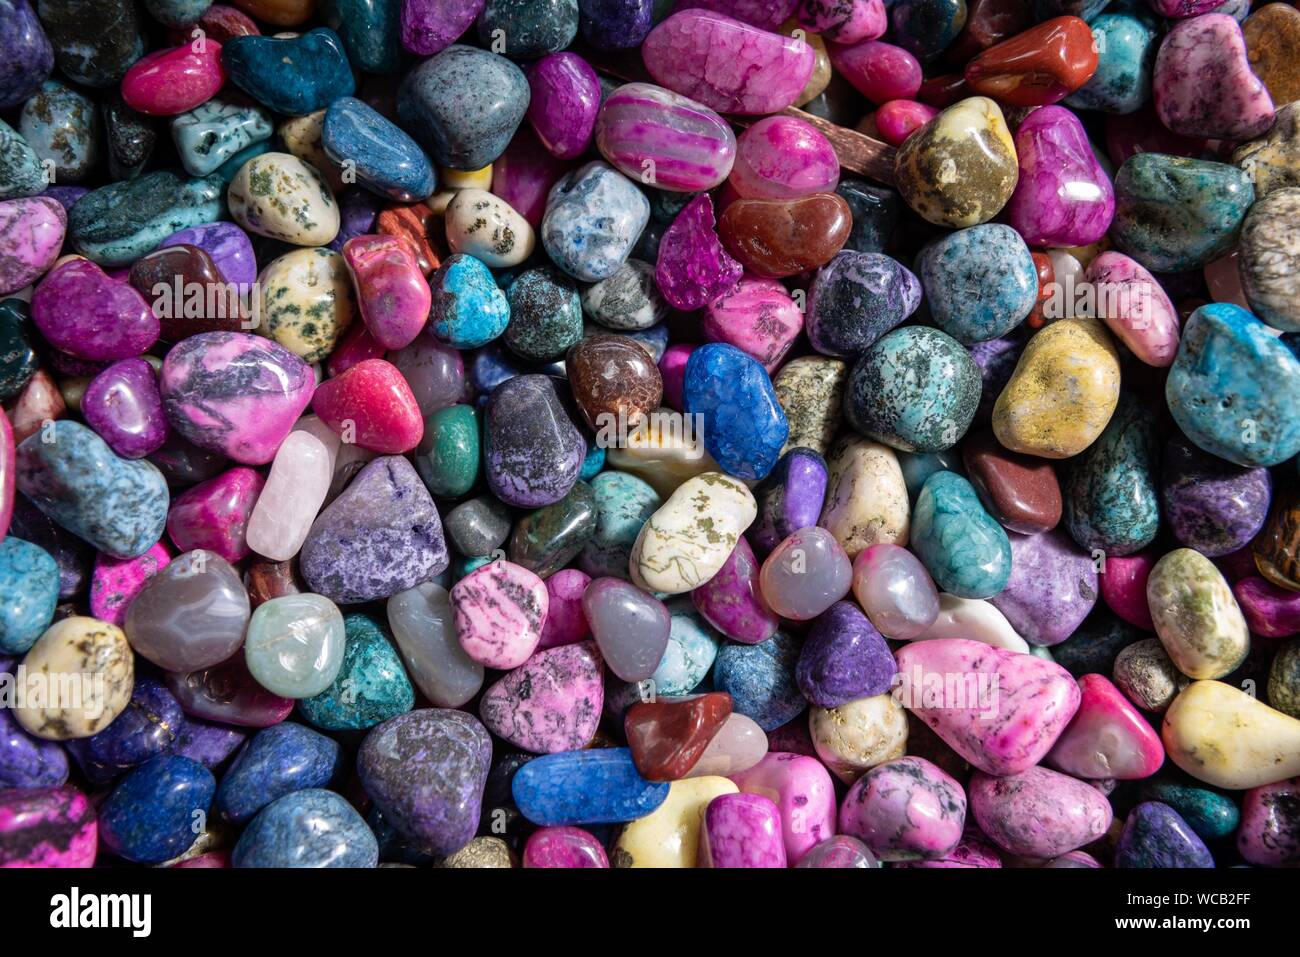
(624, 692, 733, 781)
(916, 72, 969, 109)
(312, 358, 424, 454)
(376, 201, 443, 277)
(129, 244, 247, 341)
(718, 193, 851, 279)
(1026, 251, 1055, 330)
(962, 427, 1062, 534)
(167, 4, 261, 44)
(945, 0, 1034, 66)
(964, 16, 1098, 107)
(244, 559, 303, 608)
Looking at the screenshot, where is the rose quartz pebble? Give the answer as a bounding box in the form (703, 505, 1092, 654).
(244, 430, 332, 563)
(729, 116, 840, 200)
(969, 765, 1114, 859)
(166, 467, 264, 563)
(642, 9, 816, 115)
(31, 259, 160, 361)
(120, 42, 227, 117)
(523, 826, 609, 867)
(89, 543, 172, 626)
(1085, 252, 1180, 367)
(894, 638, 1082, 776)
(527, 52, 602, 161)
(838, 756, 967, 862)
(658, 343, 693, 412)
(687, 712, 768, 778)
(896, 828, 1004, 868)
(874, 99, 938, 147)
(828, 39, 923, 104)
(1237, 777, 1300, 867)
(702, 275, 802, 371)
(343, 235, 430, 351)
(796, 834, 881, 868)
(1204, 251, 1251, 310)
(1046, 674, 1164, 780)
(492, 130, 573, 228)
(538, 568, 592, 649)
(697, 792, 787, 867)
(478, 641, 603, 753)
(1099, 550, 1156, 631)
(312, 358, 424, 454)
(1234, 576, 1300, 639)
(583, 577, 671, 682)
(797, 0, 886, 43)
(759, 526, 852, 621)
(452, 560, 548, 669)
(691, 537, 779, 644)
(731, 752, 836, 864)
(851, 543, 940, 640)
(0, 197, 66, 297)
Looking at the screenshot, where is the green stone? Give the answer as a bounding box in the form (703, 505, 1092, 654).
(297, 613, 414, 731)
(1269, 637, 1300, 719)
(507, 480, 598, 578)
(1138, 781, 1240, 841)
(0, 299, 38, 402)
(414, 403, 481, 498)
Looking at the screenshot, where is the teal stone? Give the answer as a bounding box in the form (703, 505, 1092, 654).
(1167, 303, 1300, 468)
(910, 470, 1012, 599)
(222, 28, 357, 117)
(1110, 154, 1254, 273)
(579, 445, 605, 480)
(298, 613, 415, 731)
(507, 480, 598, 578)
(897, 448, 963, 501)
(917, 224, 1038, 344)
(477, 0, 580, 59)
(504, 266, 583, 362)
(1064, 11, 1157, 115)
(890, 0, 968, 63)
(0, 538, 59, 655)
(0, 299, 39, 402)
(451, 553, 494, 580)
(428, 253, 510, 349)
(213, 139, 273, 185)
(844, 327, 980, 454)
(142, 0, 211, 27)
(322, 0, 402, 74)
(1138, 781, 1240, 842)
(1063, 394, 1159, 556)
(171, 96, 273, 177)
(0, 118, 46, 200)
(14, 420, 169, 560)
(413, 403, 481, 498)
(18, 80, 100, 184)
(653, 598, 721, 696)
(579, 470, 660, 579)
(68, 170, 225, 268)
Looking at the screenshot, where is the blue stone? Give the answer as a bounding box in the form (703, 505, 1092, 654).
(0, 0, 54, 111)
(0, 537, 58, 655)
(66, 676, 183, 785)
(429, 253, 511, 349)
(578, 0, 653, 51)
(18, 80, 99, 184)
(910, 470, 1012, 599)
(1114, 801, 1215, 868)
(1064, 393, 1158, 555)
(68, 170, 225, 268)
(233, 788, 378, 868)
(711, 630, 805, 732)
(623, 321, 669, 363)
(897, 448, 963, 500)
(541, 161, 649, 282)
(0, 118, 46, 200)
(683, 342, 789, 481)
(479, 0, 580, 58)
(215, 722, 344, 824)
(222, 28, 356, 117)
(467, 342, 522, 394)
(918, 224, 1038, 344)
(654, 598, 721, 695)
(1167, 303, 1300, 468)
(1064, 11, 1157, 115)
(579, 469, 660, 579)
(298, 613, 415, 731)
(396, 44, 530, 171)
(168, 717, 246, 769)
(806, 250, 922, 356)
(751, 447, 829, 556)
(322, 0, 402, 74)
(512, 747, 669, 825)
(142, 0, 212, 27)
(97, 755, 215, 864)
(171, 96, 273, 178)
(323, 96, 437, 203)
(890, 0, 967, 62)
(579, 444, 606, 480)
(14, 421, 169, 560)
(0, 705, 68, 789)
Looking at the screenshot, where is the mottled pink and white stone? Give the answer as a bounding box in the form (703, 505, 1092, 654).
(452, 560, 549, 669)
(838, 755, 967, 862)
(730, 116, 840, 200)
(969, 765, 1114, 859)
(703, 274, 803, 370)
(797, 0, 886, 43)
(1236, 777, 1300, 867)
(0, 197, 66, 297)
(895, 827, 1003, 868)
(0, 785, 97, 867)
(730, 751, 837, 864)
(1086, 252, 1180, 367)
(478, 641, 603, 753)
(89, 542, 172, 626)
(697, 792, 787, 867)
(1046, 674, 1165, 780)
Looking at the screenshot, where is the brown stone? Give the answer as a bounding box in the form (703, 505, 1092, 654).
(945, 0, 1034, 67)
(719, 193, 851, 279)
(230, 0, 316, 27)
(129, 244, 247, 341)
(4, 368, 65, 445)
(566, 334, 663, 432)
(1254, 480, 1300, 592)
(964, 16, 1099, 107)
(243, 559, 303, 608)
(962, 427, 1062, 534)
(624, 692, 733, 781)
(1244, 3, 1300, 109)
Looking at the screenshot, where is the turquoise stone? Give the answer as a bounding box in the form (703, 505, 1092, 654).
(1138, 781, 1240, 842)
(1110, 154, 1254, 273)
(1063, 394, 1159, 556)
(451, 553, 494, 580)
(298, 613, 415, 731)
(213, 140, 272, 185)
(0, 118, 46, 200)
(428, 253, 510, 349)
(917, 225, 1037, 344)
(171, 96, 273, 177)
(578, 470, 661, 579)
(322, 0, 402, 74)
(579, 445, 605, 480)
(68, 170, 224, 268)
(14, 420, 169, 559)
(0, 538, 59, 655)
(910, 470, 1012, 599)
(1167, 303, 1300, 468)
(18, 80, 100, 183)
(507, 480, 598, 578)
(653, 598, 721, 695)
(142, 0, 212, 27)
(222, 28, 357, 117)
(1064, 11, 1157, 115)
(322, 96, 437, 203)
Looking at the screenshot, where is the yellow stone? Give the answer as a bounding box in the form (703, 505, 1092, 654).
(606, 407, 721, 498)
(613, 775, 738, 867)
(818, 435, 909, 558)
(1162, 681, 1300, 789)
(228, 152, 340, 247)
(809, 692, 908, 784)
(256, 247, 355, 364)
(630, 472, 757, 594)
(440, 164, 493, 190)
(773, 355, 848, 455)
(1147, 548, 1249, 680)
(992, 318, 1120, 459)
(780, 20, 831, 107)
(12, 616, 135, 740)
(279, 111, 347, 194)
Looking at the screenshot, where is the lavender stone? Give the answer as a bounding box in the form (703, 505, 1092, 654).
(484, 373, 585, 508)
(1160, 436, 1272, 558)
(796, 600, 895, 708)
(750, 447, 828, 557)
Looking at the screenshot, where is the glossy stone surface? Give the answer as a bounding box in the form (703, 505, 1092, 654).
(450, 560, 547, 670)
(818, 435, 909, 559)
(427, 254, 509, 349)
(1147, 548, 1248, 681)
(508, 483, 598, 579)
(1237, 776, 1300, 867)
(232, 788, 377, 867)
(512, 747, 669, 825)
(215, 722, 343, 824)
(31, 259, 158, 361)
(0, 537, 59, 655)
(81, 359, 168, 461)
(120, 42, 226, 117)
(0, 0, 53, 110)
(1255, 482, 1300, 593)
(684, 343, 788, 481)
(625, 692, 731, 781)
(542, 161, 650, 282)
(1063, 393, 1158, 556)
(323, 97, 436, 204)
(124, 549, 249, 673)
(807, 250, 921, 356)
(1238, 187, 1300, 334)
(1163, 680, 1300, 789)
(1047, 672, 1163, 780)
(917, 225, 1035, 345)
(0, 705, 68, 789)
(484, 374, 585, 508)
(962, 427, 1061, 534)
(243, 594, 345, 699)
(97, 755, 215, 864)
(839, 756, 966, 862)
(631, 471, 757, 594)
(311, 359, 423, 455)
(583, 578, 670, 682)
(910, 471, 1010, 600)
(166, 466, 262, 563)
(850, 543, 939, 642)
(1114, 801, 1214, 868)
(1085, 251, 1180, 367)
(656, 193, 741, 312)
(691, 537, 779, 645)
(299, 613, 414, 731)
(1154, 13, 1274, 142)
(523, 826, 609, 868)
(400, 0, 485, 54)
(166, 655, 292, 728)
(223, 28, 355, 116)
(595, 83, 736, 192)
(447, 189, 536, 269)
(387, 582, 484, 708)
(970, 764, 1111, 859)
(965, 15, 1098, 106)
(719, 192, 850, 279)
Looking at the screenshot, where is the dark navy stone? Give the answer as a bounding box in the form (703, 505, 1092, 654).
(0, 299, 38, 402)
(97, 755, 215, 864)
(233, 788, 378, 867)
(66, 676, 182, 785)
(478, 0, 580, 58)
(807, 250, 922, 356)
(142, 0, 212, 27)
(0, 706, 68, 789)
(1051, 609, 1143, 677)
(0, 536, 58, 655)
(0, 0, 53, 110)
(837, 176, 902, 254)
(1138, 781, 1240, 842)
(216, 721, 344, 824)
(1114, 801, 1215, 868)
(367, 805, 436, 866)
(797, 600, 896, 709)
(712, 630, 806, 732)
(579, 0, 653, 50)
(917, 224, 1038, 344)
(322, 0, 402, 74)
(467, 342, 523, 395)
(36, 0, 144, 88)
(750, 447, 829, 556)
(683, 342, 789, 482)
(222, 28, 357, 117)
(511, 747, 669, 825)
(323, 96, 436, 203)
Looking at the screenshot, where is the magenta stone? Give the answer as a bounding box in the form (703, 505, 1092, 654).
(478, 641, 604, 753)
(703, 275, 802, 371)
(166, 467, 265, 563)
(674, 0, 799, 32)
(691, 537, 779, 644)
(838, 756, 967, 862)
(1234, 576, 1300, 639)
(527, 52, 601, 161)
(596, 82, 737, 192)
(451, 559, 548, 669)
(89, 542, 172, 627)
(658, 342, 693, 411)
(1237, 777, 1300, 867)
(969, 765, 1114, 859)
(81, 358, 170, 459)
(538, 568, 591, 649)
(0, 785, 97, 867)
(31, 259, 159, 361)
(730, 751, 836, 863)
(698, 791, 787, 867)
(896, 828, 1004, 868)
(730, 116, 840, 200)
(874, 99, 938, 147)
(492, 130, 574, 228)
(0, 197, 66, 297)
(655, 194, 742, 311)
(828, 39, 923, 104)
(797, 0, 886, 43)
(795, 834, 880, 868)
(523, 825, 610, 867)
(401, 0, 485, 55)
(1045, 673, 1164, 780)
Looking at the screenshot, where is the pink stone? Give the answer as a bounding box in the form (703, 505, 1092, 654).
(895, 827, 1003, 868)
(327, 321, 387, 376)
(120, 42, 227, 117)
(1085, 252, 1180, 368)
(538, 568, 592, 649)
(478, 641, 603, 753)
(969, 765, 1114, 859)
(312, 358, 424, 454)
(31, 259, 159, 361)
(797, 0, 887, 43)
(166, 467, 265, 563)
(491, 130, 574, 229)
(1098, 549, 1157, 631)
(165, 655, 294, 728)
(893, 638, 1082, 776)
(342, 234, 430, 351)
(1046, 674, 1165, 780)
(1204, 250, 1251, 310)
(838, 756, 966, 862)
(1234, 575, 1300, 639)
(4, 369, 64, 445)
(702, 275, 802, 370)
(0, 197, 66, 297)
(245, 430, 333, 563)
(873, 99, 939, 148)
(452, 559, 549, 669)
(730, 751, 837, 864)
(691, 536, 780, 644)
(1151, 0, 1241, 18)
(642, 9, 816, 116)
(828, 39, 923, 105)
(729, 116, 840, 200)
(1237, 777, 1300, 867)
(698, 792, 787, 867)
(89, 542, 172, 627)
(1153, 13, 1275, 141)
(0, 786, 97, 868)
(673, 0, 799, 32)
(527, 52, 601, 161)
(657, 342, 694, 412)
(655, 193, 743, 311)
(523, 825, 609, 867)
(687, 712, 768, 778)
(400, 0, 485, 55)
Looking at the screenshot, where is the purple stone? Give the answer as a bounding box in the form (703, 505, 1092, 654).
(751, 447, 829, 557)
(655, 193, 742, 311)
(387, 335, 466, 416)
(1115, 801, 1215, 868)
(677, 0, 799, 31)
(1235, 576, 1300, 639)
(0, 0, 53, 110)
(401, 0, 486, 55)
(30, 260, 159, 361)
(896, 828, 1004, 869)
(838, 756, 967, 862)
(41, 184, 88, 212)
(356, 708, 492, 857)
(65, 676, 183, 784)
(161, 221, 257, 288)
(0, 705, 68, 789)
(527, 52, 602, 161)
(969, 329, 1027, 424)
(165, 466, 263, 563)
(699, 791, 787, 867)
(328, 187, 382, 253)
(691, 536, 780, 644)
(484, 373, 585, 508)
(47, 350, 108, 377)
(795, 600, 895, 708)
(989, 527, 1098, 647)
(168, 717, 247, 769)
(81, 358, 170, 460)
(1004, 105, 1115, 249)
(579, 0, 654, 51)
(1160, 436, 1271, 558)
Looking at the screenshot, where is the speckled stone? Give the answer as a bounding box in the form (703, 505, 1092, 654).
(298, 613, 415, 731)
(839, 756, 967, 862)
(773, 356, 847, 456)
(806, 250, 921, 356)
(918, 224, 1037, 344)
(712, 630, 805, 732)
(223, 28, 356, 116)
(97, 755, 215, 864)
(0, 537, 58, 655)
(0, 706, 68, 789)
(0, 0, 53, 111)
(215, 722, 343, 824)
(68, 170, 224, 268)
(18, 80, 99, 184)
(480, 641, 604, 753)
(1063, 394, 1158, 556)
(1238, 187, 1300, 333)
(232, 788, 378, 867)
(542, 161, 650, 283)
(1161, 436, 1270, 558)
(1115, 801, 1214, 868)
(1139, 780, 1239, 842)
